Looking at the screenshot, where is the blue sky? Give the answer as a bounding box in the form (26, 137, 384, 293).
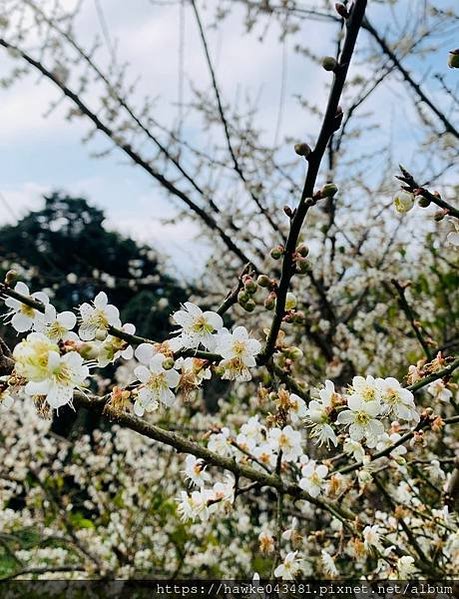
(0, 0, 457, 279)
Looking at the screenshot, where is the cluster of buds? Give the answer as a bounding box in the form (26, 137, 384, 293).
(293, 242, 310, 275)
(237, 275, 258, 312)
(256, 273, 278, 312)
(281, 292, 305, 326)
(394, 165, 447, 221)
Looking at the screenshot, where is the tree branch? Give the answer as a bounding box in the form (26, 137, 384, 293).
(0, 37, 253, 268)
(259, 0, 368, 363)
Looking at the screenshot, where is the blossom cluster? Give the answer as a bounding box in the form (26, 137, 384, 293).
(1, 284, 261, 415)
(1, 279, 457, 581)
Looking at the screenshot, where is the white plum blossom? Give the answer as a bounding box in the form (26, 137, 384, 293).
(176, 490, 212, 522)
(336, 395, 384, 447)
(304, 407, 337, 448)
(258, 530, 275, 554)
(98, 323, 136, 367)
(3, 282, 49, 333)
(13, 333, 58, 381)
(14, 333, 89, 409)
(321, 550, 339, 577)
(273, 551, 303, 580)
(211, 476, 235, 504)
(207, 427, 234, 457)
(78, 291, 121, 341)
(363, 525, 383, 551)
(288, 393, 307, 424)
(348, 375, 382, 406)
(375, 433, 407, 458)
(396, 555, 416, 577)
(304, 380, 339, 447)
(37, 304, 77, 342)
(133, 353, 180, 416)
(319, 379, 339, 406)
(377, 377, 419, 423)
(343, 438, 367, 462)
(282, 517, 298, 541)
(216, 326, 261, 382)
(268, 425, 303, 462)
(24, 351, 88, 410)
(135, 342, 157, 365)
(171, 302, 223, 350)
(299, 461, 328, 498)
(183, 455, 210, 488)
(425, 459, 446, 481)
(236, 415, 264, 451)
(175, 356, 211, 382)
(252, 443, 277, 469)
(428, 379, 453, 403)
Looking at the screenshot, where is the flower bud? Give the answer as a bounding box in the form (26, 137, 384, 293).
(4, 270, 18, 286)
(296, 257, 309, 274)
(294, 142, 312, 157)
(243, 276, 257, 295)
(294, 311, 305, 324)
(162, 357, 175, 370)
(393, 190, 414, 214)
(270, 245, 284, 260)
(335, 3, 348, 18)
(288, 346, 303, 360)
(95, 328, 108, 341)
(321, 183, 338, 198)
(448, 49, 459, 69)
(285, 292, 297, 310)
(79, 342, 100, 360)
(264, 292, 276, 311)
(417, 196, 430, 208)
(238, 290, 250, 305)
(283, 205, 294, 218)
(257, 274, 271, 288)
(434, 209, 447, 222)
(322, 56, 337, 71)
(243, 299, 256, 312)
(296, 243, 309, 257)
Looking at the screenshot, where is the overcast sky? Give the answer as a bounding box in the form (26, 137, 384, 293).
(0, 0, 456, 279)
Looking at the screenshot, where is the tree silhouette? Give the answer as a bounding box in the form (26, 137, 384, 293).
(0, 192, 188, 343)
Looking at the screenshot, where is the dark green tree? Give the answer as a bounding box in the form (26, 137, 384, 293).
(0, 191, 189, 342)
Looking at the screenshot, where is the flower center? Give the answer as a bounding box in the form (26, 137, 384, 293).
(191, 316, 213, 334)
(20, 304, 35, 318)
(48, 321, 66, 340)
(361, 387, 376, 401)
(89, 309, 109, 329)
(385, 389, 399, 404)
(148, 373, 167, 391)
(232, 341, 246, 356)
(355, 411, 371, 425)
(52, 363, 72, 386)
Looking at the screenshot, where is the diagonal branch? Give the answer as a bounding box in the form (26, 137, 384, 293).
(0, 37, 253, 268)
(362, 17, 459, 140)
(259, 0, 368, 363)
(74, 391, 355, 523)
